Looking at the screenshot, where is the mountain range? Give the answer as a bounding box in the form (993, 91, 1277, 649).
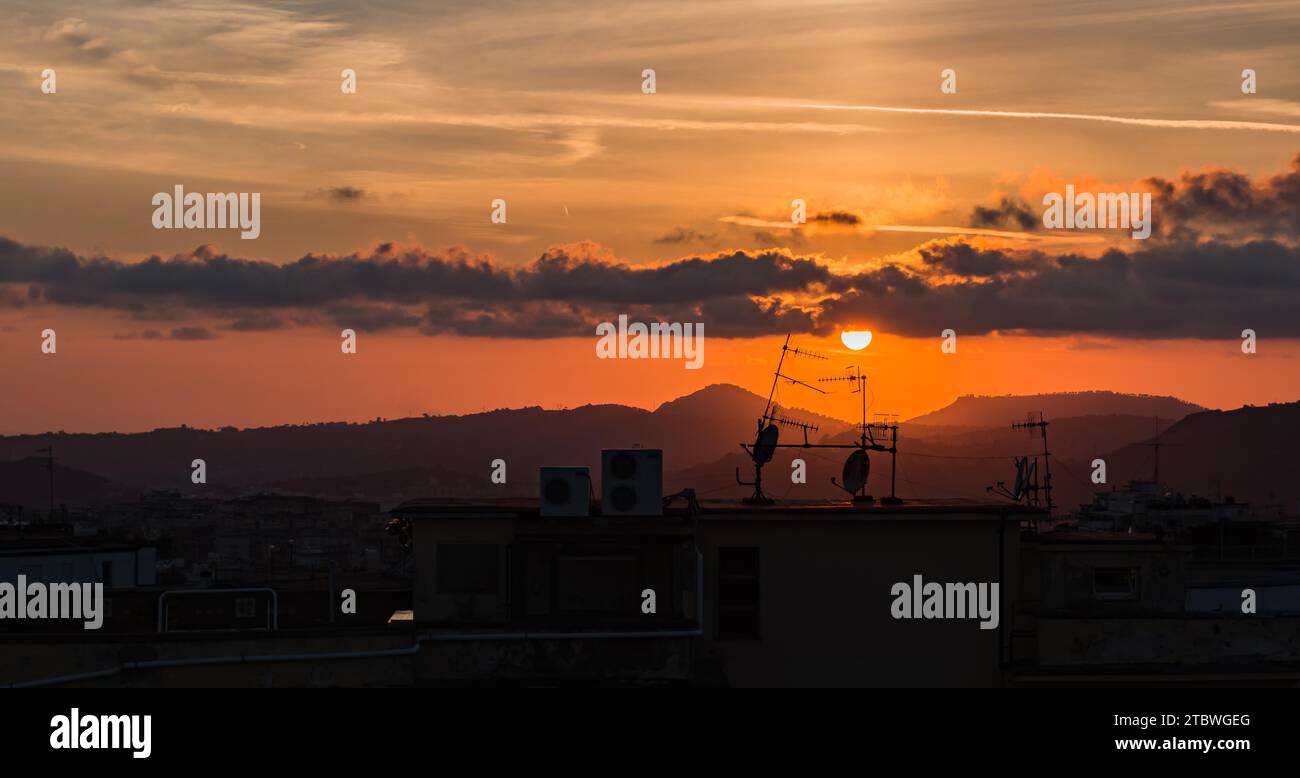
(1, 385, 1295, 515)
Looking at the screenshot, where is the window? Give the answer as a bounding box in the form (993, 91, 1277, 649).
(555, 554, 638, 614)
(235, 597, 257, 618)
(100, 560, 114, 585)
(717, 547, 760, 640)
(513, 542, 678, 621)
(436, 544, 500, 595)
(1092, 567, 1140, 600)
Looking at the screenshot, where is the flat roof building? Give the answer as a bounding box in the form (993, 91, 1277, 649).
(393, 497, 1036, 687)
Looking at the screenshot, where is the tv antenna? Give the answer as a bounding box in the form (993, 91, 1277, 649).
(819, 367, 901, 504)
(738, 338, 902, 505)
(737, 336, 826, 503)
(1136, 417, 1183, 485)
(988, 412, 1053, 513)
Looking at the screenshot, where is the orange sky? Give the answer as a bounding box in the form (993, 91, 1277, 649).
(2, 1, 1300, 435)
(4, 323, 1297, 434)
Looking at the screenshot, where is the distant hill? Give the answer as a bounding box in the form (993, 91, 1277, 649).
(1103, 402, 1300, 512)
(5, 388, 1294, 515)
(683, 403, 1300, 513)
(905, 391, 1204, 428)
(0, 384, 851, 505)
(0, 457, 136, 511)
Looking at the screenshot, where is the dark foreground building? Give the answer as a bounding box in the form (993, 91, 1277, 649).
(5, 449, 1300, 687)
(396, 496, 1027, 687)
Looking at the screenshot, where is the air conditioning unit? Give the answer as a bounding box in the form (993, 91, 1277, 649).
(600, 449, 663, 516)
(539, 467, 591, 517)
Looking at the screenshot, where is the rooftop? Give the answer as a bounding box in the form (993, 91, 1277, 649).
(391, 496, 1044, 521)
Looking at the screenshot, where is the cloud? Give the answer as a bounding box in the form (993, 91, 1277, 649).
(116, 327, 217, 341)
(316, 186, 367, 203)
(654, 227, 717, 245)
(809, 209, 865, 227)
(5, 233, 1298, 340)
(819, 239, 1300, 338)
(1144, 153, 1300, 241)
(970, 197, 1039, 231)
(0, 239, 833, 338)
(4, 153, 1299, 340)
(45, 18, 115, 61)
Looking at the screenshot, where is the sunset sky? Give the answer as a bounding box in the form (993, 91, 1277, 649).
(2, 0, 1299, 434)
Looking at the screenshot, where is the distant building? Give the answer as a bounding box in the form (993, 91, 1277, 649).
(1074, 480, 1251, 533)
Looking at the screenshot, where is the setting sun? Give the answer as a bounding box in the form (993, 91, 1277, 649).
(841, 330, 873, 351)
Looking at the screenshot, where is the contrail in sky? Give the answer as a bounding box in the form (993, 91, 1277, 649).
(755, 100, 1300, 133)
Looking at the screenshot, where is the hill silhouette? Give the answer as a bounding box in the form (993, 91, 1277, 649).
(905, 391, 1204, 428)
(1102, 401, 1300, 512)
(0, 385, 849, 506)
(2, 388, 1293, 514)
(0, 456, 137, 512)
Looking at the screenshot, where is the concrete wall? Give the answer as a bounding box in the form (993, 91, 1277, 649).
(696, 515, 1018, 687)
(411, 517, 512, 623)
(1027, 544, 1189, 616)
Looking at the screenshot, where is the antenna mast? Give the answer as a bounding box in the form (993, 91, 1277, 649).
(738, 338, 902, 506)
(1010, 413, 1053, 513)
(1136, 417, 1182, 486)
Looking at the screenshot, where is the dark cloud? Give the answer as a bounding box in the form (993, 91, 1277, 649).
(820, 239, 1300, 338)
(653, 227, 717, 245)
(169, 326, 217, 340)
(0, 239, 832, 338)
(916, 241, 1017, 277)
(314, 186, 367, 203)
(970, 197, 1039, 231)
(225, 312, 285, 331)
(116, 327, 217, 341)
(809, 209, 865, 227)
(4, 165, 1300, 342)
(1145, 152, 1300, 241)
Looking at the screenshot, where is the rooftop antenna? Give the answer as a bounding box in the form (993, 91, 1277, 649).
(1009, 412, 1053, 513)
(1136, 417, 1183, 486)
(738, 336, 827, 503)
(739, 339, 904, 506)
(990, 456, 1037, 504)
(819, 367, 901, 505)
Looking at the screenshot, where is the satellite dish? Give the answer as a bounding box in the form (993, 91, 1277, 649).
(753, 424, 780, 464)
(1012, 457, 1027, 500)
(841, 449, 870, 494)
